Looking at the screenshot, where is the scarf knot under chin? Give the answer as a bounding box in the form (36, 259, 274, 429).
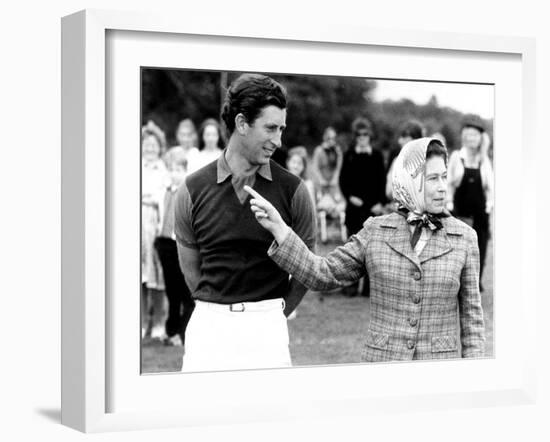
(397, 207, 449, 249)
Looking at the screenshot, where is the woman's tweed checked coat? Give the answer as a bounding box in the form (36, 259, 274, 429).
(268, 212, 485, 362)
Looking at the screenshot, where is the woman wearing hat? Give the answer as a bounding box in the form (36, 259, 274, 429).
(244, 138, 485, 362)
(447, 115, 494, 291)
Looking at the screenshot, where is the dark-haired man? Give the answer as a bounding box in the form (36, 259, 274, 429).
(174, 73, 316, 372)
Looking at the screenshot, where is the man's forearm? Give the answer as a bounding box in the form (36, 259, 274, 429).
(182, 267, 200, 294)
(177, 243, 202, 294)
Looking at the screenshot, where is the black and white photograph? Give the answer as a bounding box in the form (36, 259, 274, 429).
(140, 69, 494, 373)
(6, 0, 542, 438)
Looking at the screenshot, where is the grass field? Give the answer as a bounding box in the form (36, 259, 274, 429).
(141, 230, 494, 373)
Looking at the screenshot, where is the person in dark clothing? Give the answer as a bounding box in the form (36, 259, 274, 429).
(339, 117, 386, 296)
(447, 114, 494, 291)
(340, 118, 386, 236)
(153, 150, 195, 346)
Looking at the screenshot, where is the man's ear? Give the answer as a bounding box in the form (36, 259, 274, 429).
(234, 113, 248, 135)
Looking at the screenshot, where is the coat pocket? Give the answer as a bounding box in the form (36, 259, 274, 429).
(364, 330, 389, 350)
(431, 335, 458, 353)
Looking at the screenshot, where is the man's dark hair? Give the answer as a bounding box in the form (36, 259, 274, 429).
(220, 73, 287, 136)
(426, 139, 448, 165)
(399, 119, 424, 140)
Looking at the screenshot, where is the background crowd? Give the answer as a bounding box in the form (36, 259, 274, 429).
(141, 70, 494, 358)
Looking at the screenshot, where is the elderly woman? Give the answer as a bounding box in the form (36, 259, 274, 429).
(245, 138, 485, 362)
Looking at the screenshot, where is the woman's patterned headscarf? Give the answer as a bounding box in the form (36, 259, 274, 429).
(392, 137, 438, 214)
(392, 137, 449, 247)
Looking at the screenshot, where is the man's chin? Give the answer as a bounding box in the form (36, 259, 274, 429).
(257, 156, 271, 165)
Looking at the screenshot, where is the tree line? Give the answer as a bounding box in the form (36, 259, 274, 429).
(141, 68, 493, 155)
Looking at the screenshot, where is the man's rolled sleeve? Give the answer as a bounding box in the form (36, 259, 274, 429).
(174, 179, 199, 249)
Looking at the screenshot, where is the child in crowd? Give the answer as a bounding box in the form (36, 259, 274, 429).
(153, 151, 196, 346)
(164, 118, 199, 173)
(286, 146, 316, 211)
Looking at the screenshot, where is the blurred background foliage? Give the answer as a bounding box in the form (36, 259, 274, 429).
(141, 68, 493, 156)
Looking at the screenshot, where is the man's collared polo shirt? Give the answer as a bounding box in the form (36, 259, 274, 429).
(174, 152, 315, 304)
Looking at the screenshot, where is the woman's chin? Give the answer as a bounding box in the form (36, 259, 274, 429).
(428, 206, 444, 214)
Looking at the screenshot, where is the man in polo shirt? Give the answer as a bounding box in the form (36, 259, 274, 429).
(174, 73, 316, 372)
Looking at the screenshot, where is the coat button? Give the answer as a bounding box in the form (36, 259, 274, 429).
(413, 296, 421, 304)
(412, 271, 421, 280)
(409, 318, 418, 327)
(407, 340, 416, 350)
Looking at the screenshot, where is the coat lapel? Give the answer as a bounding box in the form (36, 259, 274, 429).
(383, 216, 421, 270)
(382, 213, 456, 268)
(418, 228, 453, 264)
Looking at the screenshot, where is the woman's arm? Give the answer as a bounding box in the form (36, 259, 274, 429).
(458, 228, 486, 358)
(244, 185, 366, 291)
(268, 228, 366, 292)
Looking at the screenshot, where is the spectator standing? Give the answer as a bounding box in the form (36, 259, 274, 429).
(141, 121, 170, 339)
(447, 115, 494, 291)
(311, 126, 346, 242)
(340, 117, 386, 236)
(286, 146, 316, 212)
(153, 150, 196, 347)
(339, 118, 386, 297)
(164, 118, 199, 173)
(187, 118, 225, 174)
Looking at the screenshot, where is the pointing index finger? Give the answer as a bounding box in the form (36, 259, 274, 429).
(243, 185, 264, 200)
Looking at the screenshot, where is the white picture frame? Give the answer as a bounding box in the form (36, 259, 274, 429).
(61, 8, 537, 433)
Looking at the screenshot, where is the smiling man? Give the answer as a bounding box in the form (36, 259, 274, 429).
(174, 73, 316, 372)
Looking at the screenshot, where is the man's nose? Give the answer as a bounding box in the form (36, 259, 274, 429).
(271, 130, 283, 148)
